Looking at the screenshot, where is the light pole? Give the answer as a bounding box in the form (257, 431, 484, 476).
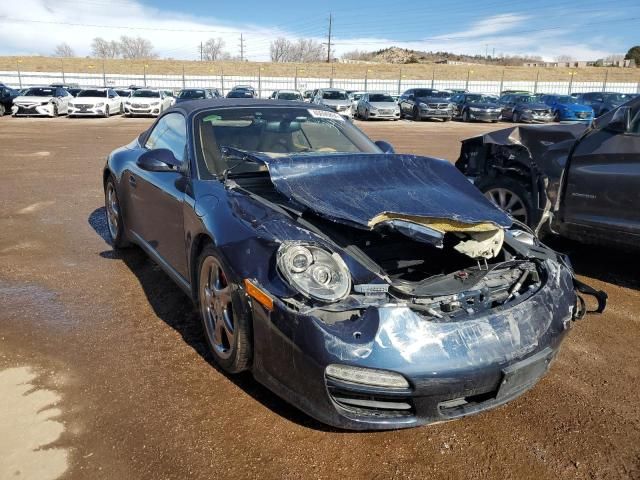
(465, 70, 474, 91)
(16, 59, 23, 89)
(568, 71, 577, 94)
(143, 64, 148, 87)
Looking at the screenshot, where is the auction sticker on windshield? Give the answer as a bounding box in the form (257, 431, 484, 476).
(308, 109, 345, 121)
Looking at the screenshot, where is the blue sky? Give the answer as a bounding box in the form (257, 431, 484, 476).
(0, 0, 636, 61)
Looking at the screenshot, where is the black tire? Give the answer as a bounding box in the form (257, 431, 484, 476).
(512, 111, 520, 123)
(462, 109, 471, 122)
(442, 117, 451, 122)
(364, 109, 370, 120)
(475, 176, 534, 227)
(197, 246, 252, 374)
(553, 110, 560, 122)
(104, 105, 110, 118)
(52, 104, 58, 117)
(412, 106, 421, 121)
(0, 104, 5, 116)
(104, 175, 131, 248)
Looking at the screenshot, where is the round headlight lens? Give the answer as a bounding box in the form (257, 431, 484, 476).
(277, 243, 351, 302)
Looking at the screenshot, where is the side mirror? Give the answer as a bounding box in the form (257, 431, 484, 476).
(137, 149, 182, 172)
(605, 106, 632, 133)
(375, 140, 395, 154)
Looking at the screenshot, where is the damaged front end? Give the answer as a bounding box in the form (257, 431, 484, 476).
(223, 151, 605, 429)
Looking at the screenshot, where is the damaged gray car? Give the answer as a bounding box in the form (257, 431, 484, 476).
(456, 95, 640, 252)
(104, 99, 605, 430)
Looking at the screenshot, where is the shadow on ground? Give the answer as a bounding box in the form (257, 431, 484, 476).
(545, 236, 640, 291)
(88, 207, 340, 432)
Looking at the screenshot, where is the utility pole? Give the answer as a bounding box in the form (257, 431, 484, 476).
(239, 34, 245, 62)
(200, 42, 203, 61)
(326, 13, 332, 63)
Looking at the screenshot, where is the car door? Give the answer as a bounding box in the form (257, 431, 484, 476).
(127, 113, 189, 277)
(561, 103, 640, 238)
(500, 95, 515, 119)
(400, 90, 412, 115)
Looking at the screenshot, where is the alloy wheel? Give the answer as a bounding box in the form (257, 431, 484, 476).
(484, 187, 529, 224)
(105, 182, 119, 240)
(200, 257, 235, 360)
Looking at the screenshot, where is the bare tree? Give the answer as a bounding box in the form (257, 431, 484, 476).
(555, 54, 574, 63)
(270, 37, 291, 62)
(118, 36, 156, 59)
(202, 38, 226, 61)
(91, 37, 120, 58)
(292, 39, 324, 62)
(53, 43, 75, 57)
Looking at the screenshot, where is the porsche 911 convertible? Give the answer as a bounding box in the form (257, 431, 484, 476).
(103, 99, 605, 430)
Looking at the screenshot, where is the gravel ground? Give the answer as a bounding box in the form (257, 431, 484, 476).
(0, 115, 639, 480)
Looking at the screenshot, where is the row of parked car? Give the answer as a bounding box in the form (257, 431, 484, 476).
(1, 81, 636, 123)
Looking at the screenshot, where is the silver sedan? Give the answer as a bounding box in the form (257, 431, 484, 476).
(355, 92, 401, 120)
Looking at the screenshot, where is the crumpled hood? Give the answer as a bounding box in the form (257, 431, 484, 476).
(517, 102, 551, 111)
(255, 153, 512, 231)
(321, 99, 351, 107)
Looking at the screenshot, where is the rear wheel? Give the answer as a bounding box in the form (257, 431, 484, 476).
(476, 176, 533, 226)
(198, 247, 252, 374)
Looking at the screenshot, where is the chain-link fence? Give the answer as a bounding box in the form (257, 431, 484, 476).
(2, 70, 639, 97)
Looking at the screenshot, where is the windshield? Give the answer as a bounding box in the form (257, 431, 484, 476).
(77, 90, 106, 98)
(603, 93, 633, 102)
(555, 96, 576, 104)
(515, 95, 539, 103)
(278, 92, 302, 100)
(115, 90, 130, 97)
(132, 90, 160, 98)
(24, 88, 55, 96)
(369, 94, 394, 102)
(466, 94, 497, 103)
(322, 90, 348, 100)
(414, 89, 435, 98)
(196, 107, 381, 178)
(178, 89, 206, 99)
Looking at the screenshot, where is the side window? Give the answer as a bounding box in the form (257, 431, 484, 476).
(144, 113, 187, 162)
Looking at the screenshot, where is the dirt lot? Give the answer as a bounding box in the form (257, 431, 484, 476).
(1, 115, 639, 480)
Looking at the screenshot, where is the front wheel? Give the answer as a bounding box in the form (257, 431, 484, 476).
(412, 107, 421, 121)
(104, 105, 110, 118)
(104, 176, 130, 248)
(198, 247, 252, 374)
(475, 176, 533, 226)
(0, 105, 5, 116)
(512, 111, 520, 123)
(462, 109, 471, 122)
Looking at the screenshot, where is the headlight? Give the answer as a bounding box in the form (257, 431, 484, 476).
(277, 243, 351, 302)
(419, 102, 428, 108)
(448, 103, 455, 109)
(95, 102, 104, 107)
(150, 101, 160, 105)
(522, 109, 532, 114)
(470, 107, 481, 112)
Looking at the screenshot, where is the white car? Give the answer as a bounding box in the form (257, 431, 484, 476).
(124, 89, 174, 117)
(349, 91, 366, 116)
(355, 92, 401, 120)
(312, 88, 353, 118)
(11, 86, 71, 117)
(68, 88, 122, 117)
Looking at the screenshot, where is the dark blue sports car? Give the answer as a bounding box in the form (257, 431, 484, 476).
(103, 99, 593, 430)
(539, 94, 594, 123)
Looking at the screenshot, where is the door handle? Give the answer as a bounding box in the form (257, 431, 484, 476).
(129, 176, 137, 188)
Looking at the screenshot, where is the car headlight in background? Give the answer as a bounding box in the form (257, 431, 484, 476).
(277, 243, 351, 302)
(470, 107, 481, 112)
(95, 102, 104, 107)
(150, 101, 160, 105)
(448, 103, 455, 109)
(419, 102, 428, 108)
(522, 109, 532, 114)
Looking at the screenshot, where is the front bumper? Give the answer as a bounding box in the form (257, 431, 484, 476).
(12, 104, 55, 116)
(419, 108, 453, 119)
(520, 112, 554, 123)
(559, 111, 593, 123)
(467, 110, 501, 121)
(69, 105, 106, 116)
(250, 259, 576, 430)
(124, 104, 160, 116)
(368, 110, 401, 120)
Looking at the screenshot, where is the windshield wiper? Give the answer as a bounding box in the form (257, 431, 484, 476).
(219, 146, 264, 182)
